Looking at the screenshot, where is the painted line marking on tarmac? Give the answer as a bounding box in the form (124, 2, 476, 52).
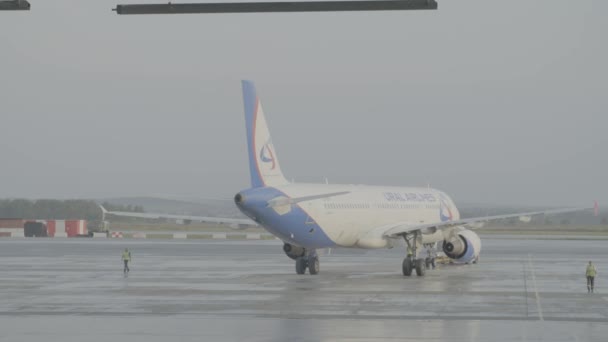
(522, 261, 529, 318)
(527, 254, 544, 321)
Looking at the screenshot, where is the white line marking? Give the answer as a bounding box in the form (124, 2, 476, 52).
(527, 254, 544, 321)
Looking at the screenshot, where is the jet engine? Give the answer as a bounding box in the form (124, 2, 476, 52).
(283, 243, 305, 260)
(442, 229, 481, 263)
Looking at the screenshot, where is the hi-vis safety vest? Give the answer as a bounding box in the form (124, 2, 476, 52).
(122, 251, 131, 261)
(586, 265, 597, 277)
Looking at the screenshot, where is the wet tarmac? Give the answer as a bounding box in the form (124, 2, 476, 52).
(1, 237, 607, 341)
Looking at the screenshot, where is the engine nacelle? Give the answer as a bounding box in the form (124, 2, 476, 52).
(443, 229, 481, 263)
(283, 243, 305, 260)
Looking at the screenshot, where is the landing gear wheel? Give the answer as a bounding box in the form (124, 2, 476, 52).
(415, 259, 426, 276)
(295, 257, 307, 275)
(425, 257, 432, 269)
(308, 256, 320, 275)
(402, 257, 413, 276)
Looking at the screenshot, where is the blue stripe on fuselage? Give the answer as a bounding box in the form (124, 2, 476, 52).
(235, 186, 336, 249)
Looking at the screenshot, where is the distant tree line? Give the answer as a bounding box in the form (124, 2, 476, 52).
(100, 202, 144, 214)
(0, 199, 144, 221)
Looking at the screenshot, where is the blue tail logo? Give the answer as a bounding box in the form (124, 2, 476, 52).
(259, 141, 276, 170)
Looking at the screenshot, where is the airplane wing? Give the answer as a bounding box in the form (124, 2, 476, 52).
(100, 206, 257, 229)
(100, 191, 350, 229)
(382, 204, 597, 238)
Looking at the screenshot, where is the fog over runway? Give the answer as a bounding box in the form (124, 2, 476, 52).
(1, 237, 607, 341)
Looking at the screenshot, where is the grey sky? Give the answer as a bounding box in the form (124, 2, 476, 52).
(1, 0, 606, 207)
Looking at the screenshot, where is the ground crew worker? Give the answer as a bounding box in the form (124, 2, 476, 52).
(122, 248, 132, 273)
(427, 247, 436, 269)
(586, 261, 597, 293)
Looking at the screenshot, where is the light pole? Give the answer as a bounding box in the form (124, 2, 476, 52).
(0, 0, 31, 11)
(113, 0, 438, 15)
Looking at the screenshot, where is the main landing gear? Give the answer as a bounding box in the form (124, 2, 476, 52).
(402, 232, 426, 277)
(295, 250, 319, 275)
(402, 256, 426, 277)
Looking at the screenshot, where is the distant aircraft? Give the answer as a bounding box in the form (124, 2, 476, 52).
(106, 80, 596, 277)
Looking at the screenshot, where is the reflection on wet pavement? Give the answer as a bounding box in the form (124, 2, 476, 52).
(1, 237, 607, 341)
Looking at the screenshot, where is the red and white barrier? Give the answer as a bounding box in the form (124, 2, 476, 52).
(46, 220, 87, 237)
(0, 228, 25, 237)
(0, 220, 26, 238)
(111, 232, 123, 238)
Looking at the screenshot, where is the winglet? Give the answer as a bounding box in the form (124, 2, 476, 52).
(99, 205, 108, 214)
(594, 200, 599, 217)
(99, 205, 109, 222)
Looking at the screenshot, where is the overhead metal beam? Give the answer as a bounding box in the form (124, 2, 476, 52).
(0, 0, 30, 10)
(113, 0, 437, 15)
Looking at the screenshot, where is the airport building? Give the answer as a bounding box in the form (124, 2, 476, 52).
(0, 219, 88, 238)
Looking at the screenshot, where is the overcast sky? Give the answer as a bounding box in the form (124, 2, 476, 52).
(1, 0, 606, 206)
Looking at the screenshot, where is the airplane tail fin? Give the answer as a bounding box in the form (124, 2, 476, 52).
(241, 80, 288, 188)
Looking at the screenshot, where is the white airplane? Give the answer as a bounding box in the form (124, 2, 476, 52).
(232, 80, 596, 276)
(106, 80, 597, 277)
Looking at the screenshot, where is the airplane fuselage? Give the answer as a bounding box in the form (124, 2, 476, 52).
(236, 183, 460, 249)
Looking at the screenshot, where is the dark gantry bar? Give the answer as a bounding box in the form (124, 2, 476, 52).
(113, 0, 437, 15)
(0, 0, 30, 10)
